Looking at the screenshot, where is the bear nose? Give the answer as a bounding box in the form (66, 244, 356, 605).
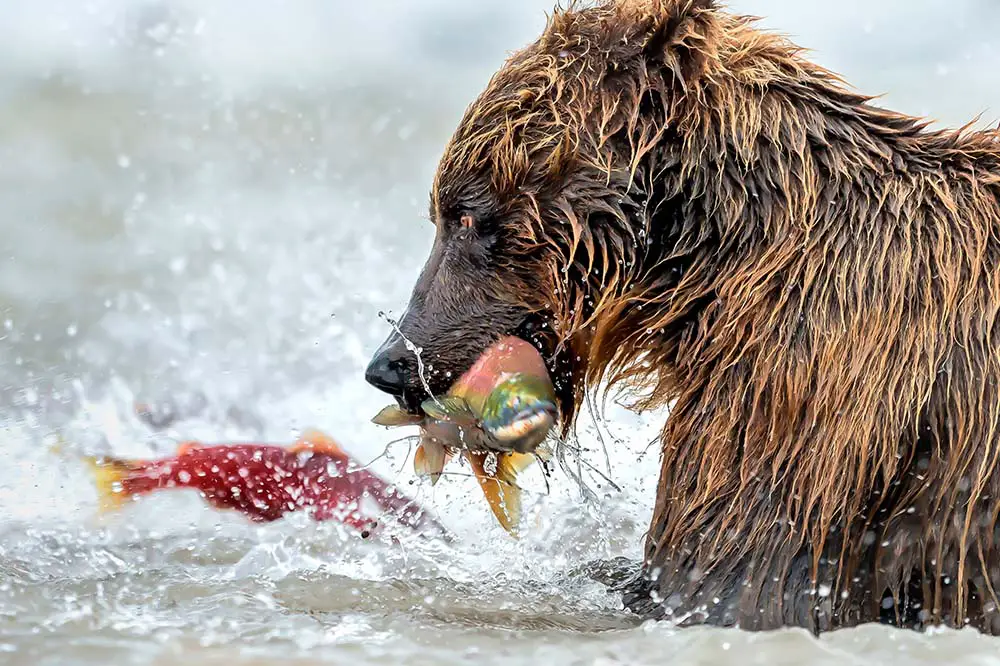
(365, 336, 412, 397)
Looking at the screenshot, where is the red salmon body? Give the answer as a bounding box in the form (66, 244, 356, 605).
(90, 430, 449, 539)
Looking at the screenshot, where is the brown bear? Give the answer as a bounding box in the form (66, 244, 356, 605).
(365, 0, 1000, 635)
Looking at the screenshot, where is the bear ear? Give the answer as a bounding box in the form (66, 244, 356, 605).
(615, 0, 720, 91)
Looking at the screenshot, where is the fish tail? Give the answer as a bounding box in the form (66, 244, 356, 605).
(466, 451, 536, 538)
(85, 456, 140, 513)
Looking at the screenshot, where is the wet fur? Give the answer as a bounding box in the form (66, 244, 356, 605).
(394, 0, 1000, 634)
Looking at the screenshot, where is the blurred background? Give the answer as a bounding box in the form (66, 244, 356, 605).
(2, 1, 1000, 663)
(3, 0, 1000, 427)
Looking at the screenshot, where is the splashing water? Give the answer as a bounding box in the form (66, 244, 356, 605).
(377, 310, 444, 412)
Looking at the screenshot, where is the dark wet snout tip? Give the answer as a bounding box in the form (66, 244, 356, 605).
(365, 336, 413, 398)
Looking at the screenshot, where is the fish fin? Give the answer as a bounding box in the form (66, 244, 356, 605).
(372, 405, 422, 427)
(414, 442, 453, 485)
(421, 397, 475, 422)
(466, 451, 533, 538)
(413, 444, 431, 479)
(175, 441, 204, 456)
(85, 456, 139, 513)
(502, 451, 537, 477)
(291, 430, 348, 458)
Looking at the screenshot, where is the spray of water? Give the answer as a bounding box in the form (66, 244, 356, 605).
(377, 310, 446, 412)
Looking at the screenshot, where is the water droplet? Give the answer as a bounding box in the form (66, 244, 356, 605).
(169, 257, 187, 275)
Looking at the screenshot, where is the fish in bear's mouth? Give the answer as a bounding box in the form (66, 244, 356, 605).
(371, 333, 563, 536)
(390, 314, 567, 420)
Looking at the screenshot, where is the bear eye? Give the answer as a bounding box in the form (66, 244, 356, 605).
(459, 214, 476, 230)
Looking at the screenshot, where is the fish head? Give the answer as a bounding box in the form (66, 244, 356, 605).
(479, 373, 559, 454)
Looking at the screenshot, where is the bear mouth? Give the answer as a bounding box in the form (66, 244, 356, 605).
(513, 313, 563, 379)
(515, 315, 577, 425)
(393, 389, 428, 417)
(391, 313, 567, 420)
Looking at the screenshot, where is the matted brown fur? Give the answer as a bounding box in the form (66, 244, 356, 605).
(375, 0, 1000, 634)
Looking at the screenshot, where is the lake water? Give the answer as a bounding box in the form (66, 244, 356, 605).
(3, 1, 1000, 664)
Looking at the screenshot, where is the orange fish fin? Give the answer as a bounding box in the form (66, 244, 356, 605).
(291, 429, 348, 458)
(413, 441, 453, 485)
(372, 405, 423, 427)
(466, 451, 534, 538)
(501, 451, 537, 477)
(175, 441, 204, 456)
(85, 456, 138, 513)
(414, 444, 429, 477)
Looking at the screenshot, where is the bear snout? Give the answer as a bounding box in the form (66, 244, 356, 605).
(365, 332, 422, 411)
